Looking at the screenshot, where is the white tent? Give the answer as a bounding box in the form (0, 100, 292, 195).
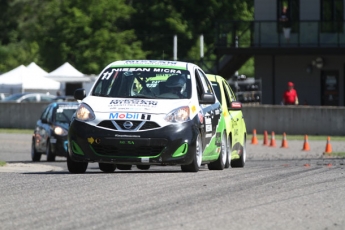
(27, 62, 48, 76)
(0, 64, 61, 94)
(46, 62, 90, 83)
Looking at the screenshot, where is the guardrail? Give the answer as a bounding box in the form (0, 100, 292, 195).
(0, 103, 344, 135)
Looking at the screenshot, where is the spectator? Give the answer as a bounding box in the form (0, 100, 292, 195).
(279, 6, 291, 43)
(282, 82, 299, 105)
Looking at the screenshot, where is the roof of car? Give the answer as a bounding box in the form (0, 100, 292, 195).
(108, 60, 191, 70)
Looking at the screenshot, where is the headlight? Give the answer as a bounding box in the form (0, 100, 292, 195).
(164, 106, 190, 123)
(54, 126, 68, 136)
(75, 103, 95, 121)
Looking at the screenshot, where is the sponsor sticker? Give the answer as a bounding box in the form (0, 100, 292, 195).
(205, 118, 212, 125)
(198, 112, 204, 124)
(206, 124, 212, 132)
(109, 99, 158, 107)
(109, 113, 140, 120)
(50, 138, 57, 144)
(205, 133, 212, 138)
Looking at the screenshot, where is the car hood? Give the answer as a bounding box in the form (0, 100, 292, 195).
(83, 96, 191, 114)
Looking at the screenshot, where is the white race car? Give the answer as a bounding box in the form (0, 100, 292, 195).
(67, 60, 228, 173)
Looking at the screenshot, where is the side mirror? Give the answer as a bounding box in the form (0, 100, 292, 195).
(200, 93, 215, 104)
(74, 88, 86, 100)
(229, 101, 242, 110)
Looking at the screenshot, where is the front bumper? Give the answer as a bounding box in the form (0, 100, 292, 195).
(68, 119, 199, 165)
(50, 135, 68, 157)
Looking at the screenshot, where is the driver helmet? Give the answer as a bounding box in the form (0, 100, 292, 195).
(165, 75, 186, 94)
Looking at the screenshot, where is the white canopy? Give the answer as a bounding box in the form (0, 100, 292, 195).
(0, 64, 61, 93)
(46, 62, 90, 82)
(27, 62, 48, 76)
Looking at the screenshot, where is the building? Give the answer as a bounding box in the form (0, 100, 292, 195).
(215, 0, 345, 106)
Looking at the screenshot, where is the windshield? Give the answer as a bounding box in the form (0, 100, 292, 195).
(55, 105, 78, 123)
(92, 67, 192, 99)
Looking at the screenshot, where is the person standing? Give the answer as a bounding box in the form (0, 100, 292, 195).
(282, 82, 299, 105)
(279, 6, 291, 43)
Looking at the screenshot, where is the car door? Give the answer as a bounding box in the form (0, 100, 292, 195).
(195, 69, 220, 146)
(223, 79, 243, 147)
(37, 105, 53, 152)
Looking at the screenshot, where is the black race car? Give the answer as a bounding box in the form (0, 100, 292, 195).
(31, 102, 79, 161)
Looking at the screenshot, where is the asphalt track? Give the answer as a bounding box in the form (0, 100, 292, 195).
(0, 133, 345, 230)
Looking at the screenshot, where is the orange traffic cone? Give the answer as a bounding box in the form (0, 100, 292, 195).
(302, 135, 310, 151)
(263, 131, 269, 146)
(269, 131, 276, 147)
(323, 136, 332, 154)
(251, 129, 258, 145)
(281, 132, 288, 148)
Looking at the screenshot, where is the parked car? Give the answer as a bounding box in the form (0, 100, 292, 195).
(2, 93, 56, 103)
(67, 60, 228, 173)
(207, 74, 247, 167)
(31, 101, 79, 161)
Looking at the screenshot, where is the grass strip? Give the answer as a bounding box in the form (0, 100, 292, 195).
(0, 129, 32, 134)
(0, 161, 6, 167)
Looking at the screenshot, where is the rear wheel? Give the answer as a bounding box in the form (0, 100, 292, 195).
(46, 141, 55, 162)
(208, 132, 227, 170)
(99, 163, 116, 173)
(181, 133, 202, 172)
(31, 139, 41, 162)
(231, 135, 246, 168)
(67, 154, 88, 174)
(137, 165, 150, 170)
(117, 164, 132, 170)
(224, 136, 231, 169)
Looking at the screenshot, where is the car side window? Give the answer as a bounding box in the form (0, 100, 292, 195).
(41, 95, 53, 102)
(222, 82, 232, 108)
(224, 81, 237, 101)
(40, 106, 50, 120)
(22, 96, 37, 102)
(47, 107, 54, 123)
(197, 69, 213, 94)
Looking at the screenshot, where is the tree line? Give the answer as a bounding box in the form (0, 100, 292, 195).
(0, 0, 253, 75)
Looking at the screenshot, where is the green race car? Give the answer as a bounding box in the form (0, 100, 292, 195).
(207, 74, 247, 167)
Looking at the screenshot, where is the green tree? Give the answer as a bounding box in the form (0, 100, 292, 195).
(25, 0, 146, 74)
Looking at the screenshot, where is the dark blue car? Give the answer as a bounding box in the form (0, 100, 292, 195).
(31, 102, 79, 161)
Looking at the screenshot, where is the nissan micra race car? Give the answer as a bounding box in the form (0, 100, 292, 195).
(67, 60, 229, 173)
(207, 74, 247, 168)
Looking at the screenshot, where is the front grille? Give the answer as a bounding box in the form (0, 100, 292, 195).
(97, 120, 160, 131)
(97, 121, 116, 130)
(91, 144, 164, 157)
(140, 122, 160, 130)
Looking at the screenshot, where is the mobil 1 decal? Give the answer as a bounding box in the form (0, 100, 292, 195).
(109, 112, 151, 120)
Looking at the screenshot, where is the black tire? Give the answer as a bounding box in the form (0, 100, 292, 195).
(208, 132, 227, 170)
(136, 165, 150, 170)
(231, 135, 246, 168)
(181, 133, 203, 172)
(46, 141, 55, 162)
(116, 164, 132, 170)
(31, 139, 41, 162)
(67, 154, 88, 174)
(99, 163, 116, 173)
(224, 136, 231, 169)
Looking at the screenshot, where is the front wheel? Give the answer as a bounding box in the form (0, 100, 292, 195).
(46, 141, 55, 162)
(231, 135, 246, 168)
(117, 164, 132, 170)
(224, 136, 231, 168)
(208, 132, 227, 170)
(67, 154, 88, 174)
(137, 165, 150, 170)
(181, 133, 203, 172)
(31, 139, 41, 162)
(99, 163, 116, 173)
